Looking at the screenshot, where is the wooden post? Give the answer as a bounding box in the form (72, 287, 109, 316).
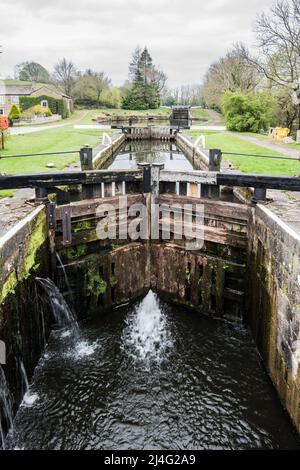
(47, 202, 57, 277)
(251, 187, 267, 204)
(1, 130, 4, 150)
(80, 145, 94, 199)
(151, 163, 164, 201)
(79, 145, 93, 171)
(201, 149, 222, 199)
(35, 187, 48, 200)
(62, 206, 72, 246)
(137, 163, 151, 193)
(151, 163, 164, 241)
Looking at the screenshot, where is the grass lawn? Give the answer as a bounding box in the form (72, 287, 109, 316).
(187, 130, 300, 176)
(0, 126, 112, 174)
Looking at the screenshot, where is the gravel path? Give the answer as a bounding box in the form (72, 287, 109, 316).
(229, 132, 300, 158)
(10, 111, 89, 135)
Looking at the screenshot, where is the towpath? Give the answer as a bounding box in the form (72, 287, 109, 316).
(10, 111, 89, 135)
(229, 132, 300, 159)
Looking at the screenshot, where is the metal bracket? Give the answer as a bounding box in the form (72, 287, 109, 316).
(62, 206, 72, 246)
(47, 202, 56, 230)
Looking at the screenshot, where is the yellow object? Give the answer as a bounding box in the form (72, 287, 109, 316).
(272, 127, 290, 141)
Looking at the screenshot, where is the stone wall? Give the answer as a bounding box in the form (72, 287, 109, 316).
(0, 206, 52, 435)
(175, 132, 210, 170)
(247, 204, 300, 433)
(93, 133, 126, 169)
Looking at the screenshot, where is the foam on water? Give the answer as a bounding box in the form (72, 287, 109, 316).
(22, 392, 39, 407)
(122, 290, 173, 365)
(74, 340, 99, 358)
(64, 340, 100, 360)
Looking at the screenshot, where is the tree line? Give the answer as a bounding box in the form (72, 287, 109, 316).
(11, 46, 204, 110)
(13, 59, 120, 109)
(201, 0, 300, 133)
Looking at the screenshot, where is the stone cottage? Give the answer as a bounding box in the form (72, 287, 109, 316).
(0, 80, 73, 117)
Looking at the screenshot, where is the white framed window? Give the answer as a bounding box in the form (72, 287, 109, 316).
(10, 96, 19, 104)
(0, 96, 5, 105)
(41, 100, 48, 108)
(0, 109, 4, 115)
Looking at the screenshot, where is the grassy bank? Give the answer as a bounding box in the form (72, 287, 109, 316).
(187, 130, 300, 176)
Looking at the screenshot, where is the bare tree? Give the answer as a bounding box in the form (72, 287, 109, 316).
(53, 58, 78, 96)
(202, 45, 259, 110)
(87, 71, 111, 104)
(242, 1, 300, 85)
(241, 0, 300, 126)
(150, 67, 167, 92)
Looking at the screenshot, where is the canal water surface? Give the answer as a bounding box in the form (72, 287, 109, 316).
(6, 291, 299, 450)
(104, 141, 194, 171)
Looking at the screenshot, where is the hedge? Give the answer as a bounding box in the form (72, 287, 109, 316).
(74, 98, 99, 108)
(19, 95, 70, 119)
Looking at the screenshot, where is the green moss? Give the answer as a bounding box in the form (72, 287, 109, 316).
(73, 221, 92, 233)
(110, 275, 118, 287)
(87, 271, 107, 297)
(0, 209, 46, 304)
(65, 244, 88, 261)
(185, 267, 192, 284)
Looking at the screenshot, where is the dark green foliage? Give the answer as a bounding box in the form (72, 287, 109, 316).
(16, 61, 50, 83)
(122, 47, 161, 110)
(74, 98, 99, 108)
(222, 91, 275, 132)
(19, 95, 70, 119)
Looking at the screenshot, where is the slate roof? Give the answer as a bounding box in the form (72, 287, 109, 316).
(0, 80, 71, 98)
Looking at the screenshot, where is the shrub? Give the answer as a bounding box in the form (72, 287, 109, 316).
(8, 104, 21, 126)
(34, 104, 45, 115)
(44, 107, 52, 117)
(74, 98, 99, 108)
(222, 91, 275, 133)
(21, 107, 35, 119)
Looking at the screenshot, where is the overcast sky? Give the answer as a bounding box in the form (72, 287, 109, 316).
(0, 0, 276, 88)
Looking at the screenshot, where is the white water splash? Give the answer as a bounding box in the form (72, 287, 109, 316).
(0, 366, 13, 450)
(65, 340, 99, 360)
(75, 340, 99, 358)
(36, 278, 79, 333)
(60, 330, 72, 339)
(122, 290, 173, 365)
(22, 391, 39, 407)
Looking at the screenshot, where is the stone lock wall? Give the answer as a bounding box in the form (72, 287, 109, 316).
(247, 204, 300, 433)
(0, 206, 52, 432)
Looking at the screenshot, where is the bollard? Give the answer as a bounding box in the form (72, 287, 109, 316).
(201, 149, 221, 199)
(251, 187, 267, 204)
(80, 145, 95, 199)
(80, 145, 93, 171)
(137, 163, 151, 193)
(35, 187, 48, 200)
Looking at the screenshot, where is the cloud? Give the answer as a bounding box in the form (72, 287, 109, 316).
(0, 0, 275, 87)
